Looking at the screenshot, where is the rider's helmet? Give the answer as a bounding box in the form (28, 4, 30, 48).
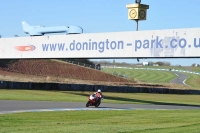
(97, 89, 101, 93)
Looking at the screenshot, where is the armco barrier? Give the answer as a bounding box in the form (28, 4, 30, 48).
(0, 81, 200, 94)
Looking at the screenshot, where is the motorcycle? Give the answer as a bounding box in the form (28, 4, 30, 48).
(86, 93, 104, 107)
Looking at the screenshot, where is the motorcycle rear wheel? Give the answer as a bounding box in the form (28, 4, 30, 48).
(86, 101, 90, 107)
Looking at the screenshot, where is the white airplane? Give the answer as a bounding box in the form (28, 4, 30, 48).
(22, 21, 83, 36)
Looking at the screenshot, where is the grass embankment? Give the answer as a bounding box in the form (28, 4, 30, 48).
(0, 90, 199, 106)
(191, 67, 200, 72)
(185, 74, 200, 88)
(103, 68, 177, 83)
(103, 68, 200, 88)
(0, 110, 200, 133)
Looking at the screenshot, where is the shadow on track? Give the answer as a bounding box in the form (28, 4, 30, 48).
(65, 91, 200, 108)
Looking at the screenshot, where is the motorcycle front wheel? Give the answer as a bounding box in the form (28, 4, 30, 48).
(95, 101, 101, 107)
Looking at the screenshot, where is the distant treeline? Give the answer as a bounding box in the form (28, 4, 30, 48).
(91, 60, 172, 67)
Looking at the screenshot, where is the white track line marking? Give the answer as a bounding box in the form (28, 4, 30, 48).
(0, 108, 182, 114)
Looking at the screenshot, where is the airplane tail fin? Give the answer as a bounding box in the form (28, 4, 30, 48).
(21, 21, 30, 32)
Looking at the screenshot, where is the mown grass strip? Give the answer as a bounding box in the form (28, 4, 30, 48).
(0, 90, 199, 106)
(142, 70, 157, 81)
(185, 74, 200, 88)
(0, 110, 200, 133)
(103, 68, 200, 88)
(144, 71, 167, 83)
(103, 68, 177, 83)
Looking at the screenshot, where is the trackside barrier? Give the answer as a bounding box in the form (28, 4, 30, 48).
(64, 60, 96, 69)
(0, 81, 200, 94)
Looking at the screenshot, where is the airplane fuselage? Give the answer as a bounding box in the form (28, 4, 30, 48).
(22, 22, 83, 36)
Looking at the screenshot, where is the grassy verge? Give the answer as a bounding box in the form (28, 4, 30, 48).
(133, 66, 187, 71)
(103, 68, 177, 83)
(1, 110, 200, 133)
(103, 68, 200, 89)
(191, 67, 200, 73)
(185, 73, 200, 88)
(0, 89, 199, 106)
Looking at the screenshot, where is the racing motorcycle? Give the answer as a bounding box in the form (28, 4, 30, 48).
(86, 93, 104, 107)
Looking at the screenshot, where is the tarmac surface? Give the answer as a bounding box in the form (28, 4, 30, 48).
(0, 71, 197, 114)
(170, 71, 189, 85)
(0, 100, 199, 114)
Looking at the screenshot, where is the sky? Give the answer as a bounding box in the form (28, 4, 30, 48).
(0, 0, 200, 66)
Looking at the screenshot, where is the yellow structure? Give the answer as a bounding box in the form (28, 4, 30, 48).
(126, 3, 149, 20)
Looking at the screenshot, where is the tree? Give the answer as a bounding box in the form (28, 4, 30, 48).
(163, 61, 171, 66)
(192, 63, 196, 67)
(155, 62, 164, 66)
(113, 60, 115, 64)
(148, 61, 154, 66)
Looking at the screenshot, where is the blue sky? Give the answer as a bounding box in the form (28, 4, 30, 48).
(0, 0, 200, 66)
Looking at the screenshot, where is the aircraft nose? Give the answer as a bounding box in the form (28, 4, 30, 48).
(68, 26, 83, 34)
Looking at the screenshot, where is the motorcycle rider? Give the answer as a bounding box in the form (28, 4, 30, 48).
(94, 89, 103, 102)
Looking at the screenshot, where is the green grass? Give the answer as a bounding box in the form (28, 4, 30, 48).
(1, 110, 200, 133)
(185, 74, 200, 88)
(0, 89, 84, 102)
(103, 68, 177, 83)
(132, 66, 187, 71)
(191, 67, 200, 72)
(1, 90, 199, 132)
(103, 68, 200, 88)
(0, 90, 199, 106)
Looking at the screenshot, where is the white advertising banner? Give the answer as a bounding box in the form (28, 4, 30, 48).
(0, 28, 200, 58)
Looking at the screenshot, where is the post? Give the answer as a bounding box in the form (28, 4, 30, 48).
(135, 20, 139, 31)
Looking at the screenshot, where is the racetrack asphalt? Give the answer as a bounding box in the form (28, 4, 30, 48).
(0, 100, 199, 114)
(170, 71, 189, 85)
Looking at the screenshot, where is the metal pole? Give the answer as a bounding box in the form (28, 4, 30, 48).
(136, 19, 139, 62)
(136, 20, 139, 31)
